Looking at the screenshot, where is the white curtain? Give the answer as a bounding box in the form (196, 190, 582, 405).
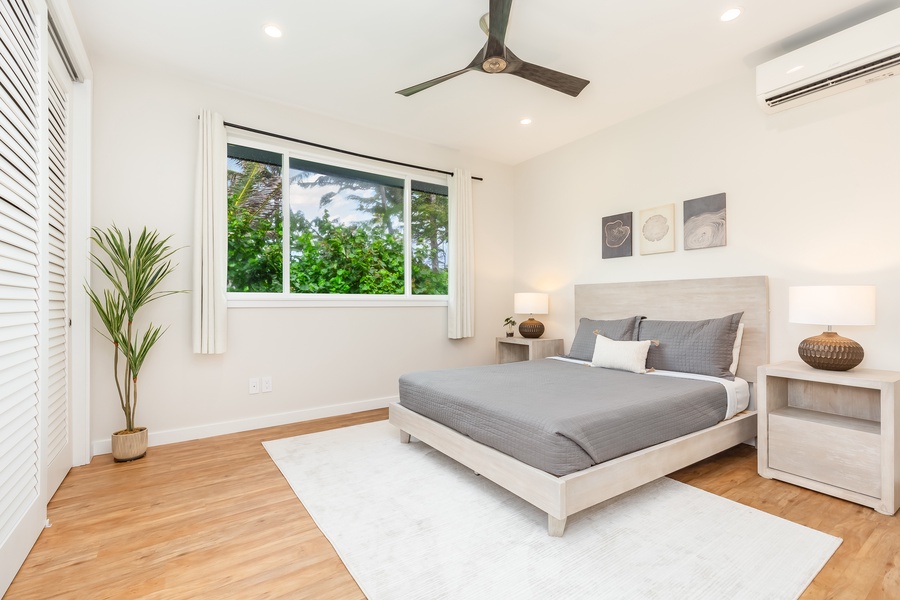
(192, 110, 228, 353)
(447, 168, 475, 339)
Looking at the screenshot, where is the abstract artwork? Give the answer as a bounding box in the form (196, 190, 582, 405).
(639, 204, 675, 255)
(684, 193, 726, 250)
(602, 212, 633, 259)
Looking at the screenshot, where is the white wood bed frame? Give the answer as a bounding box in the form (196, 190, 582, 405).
(389, 276, 769, 536)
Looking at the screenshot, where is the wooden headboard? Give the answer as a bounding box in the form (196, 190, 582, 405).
(574, 276, 769, 383)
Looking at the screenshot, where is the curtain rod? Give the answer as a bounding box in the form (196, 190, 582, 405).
(223, 121, 484, 182)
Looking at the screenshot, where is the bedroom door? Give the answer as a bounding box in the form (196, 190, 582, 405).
(0, 0, 49, 593)
(43, 30, 73, 498)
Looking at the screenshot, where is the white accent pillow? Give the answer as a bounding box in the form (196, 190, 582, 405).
(590, 334, 653, 373)
(729, 323, 744, 376)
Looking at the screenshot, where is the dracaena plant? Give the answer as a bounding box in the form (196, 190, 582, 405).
(84, 225, 182, 433)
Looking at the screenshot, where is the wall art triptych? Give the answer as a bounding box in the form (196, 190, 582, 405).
(601, 193, 726, 259)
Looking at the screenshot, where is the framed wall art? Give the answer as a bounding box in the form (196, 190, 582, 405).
(601, 212, 633, 259)
(684, 193, 726, 250)
(639, 204, 675, 255)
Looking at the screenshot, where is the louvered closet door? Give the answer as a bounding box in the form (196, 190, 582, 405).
(44, 42, 72, 497)
(0, 0, 45, 593)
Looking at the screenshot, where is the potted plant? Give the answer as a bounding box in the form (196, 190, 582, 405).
(503, 316, 516, 337)
(85, 225, 182, 462)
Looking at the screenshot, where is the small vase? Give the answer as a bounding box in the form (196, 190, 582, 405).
(506, 331, 514, 337)
(111, 427, 148, 462)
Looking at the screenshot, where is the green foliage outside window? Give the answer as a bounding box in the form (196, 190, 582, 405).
(226, 144, 449, 296)
(227, 157, 283, 292)
(289, 210, 405, 294)
(410, 189, 448, 295)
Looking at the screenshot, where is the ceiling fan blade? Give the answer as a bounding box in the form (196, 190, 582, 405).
(509, 61, 590, 97)
(485, 0, 513, 58)
(395, 67, 474, 96)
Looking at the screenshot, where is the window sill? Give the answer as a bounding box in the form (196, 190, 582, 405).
(226, 294, 449, 309)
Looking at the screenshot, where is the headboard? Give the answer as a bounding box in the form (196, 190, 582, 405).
(574, 276, 769, 383)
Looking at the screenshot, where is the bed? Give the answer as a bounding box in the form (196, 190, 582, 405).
(389, 276, 769, 536)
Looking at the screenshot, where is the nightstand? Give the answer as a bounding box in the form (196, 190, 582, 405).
(757, 361, 900, 515)
(495, 337, 564, 364)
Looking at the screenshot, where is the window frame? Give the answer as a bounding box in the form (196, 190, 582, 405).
(225, 133, 450, 308)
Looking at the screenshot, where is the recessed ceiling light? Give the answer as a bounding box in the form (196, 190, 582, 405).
(720, 8, 742, 22)
(264, 25, 282, 38)
(520, 118, 532, 125)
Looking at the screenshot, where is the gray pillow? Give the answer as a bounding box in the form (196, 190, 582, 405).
(638, 312, 743, 380)
(567, 316, 644, 361)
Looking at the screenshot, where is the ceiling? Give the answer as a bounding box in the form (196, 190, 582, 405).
(68, 0, 900, 165)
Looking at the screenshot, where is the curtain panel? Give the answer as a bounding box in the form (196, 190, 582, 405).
(192, 110, 228, 353)
(447, 169, 475, 339)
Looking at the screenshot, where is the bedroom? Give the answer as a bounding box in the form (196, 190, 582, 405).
(3, 0, 900, 597)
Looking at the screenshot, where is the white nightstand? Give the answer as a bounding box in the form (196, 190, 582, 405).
(495, 337, 564, 364)
(757, 361, 900, 515)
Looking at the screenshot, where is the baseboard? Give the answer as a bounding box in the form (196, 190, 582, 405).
(91, 395, 395, 457)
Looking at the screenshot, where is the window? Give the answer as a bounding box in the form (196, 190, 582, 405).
(226, 145, 283, 292)
(409, 180, 449, 295)
(289, 158, 405, 294)
(226, 142, 449, 302)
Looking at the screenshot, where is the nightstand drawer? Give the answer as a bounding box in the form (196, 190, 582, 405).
(768, 409, 881, 498)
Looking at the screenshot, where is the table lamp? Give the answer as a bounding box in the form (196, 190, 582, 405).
(788, 285, 876, 371)
(514, 292, 549, 338)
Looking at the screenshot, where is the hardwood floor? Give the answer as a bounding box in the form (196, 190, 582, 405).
(6, 410, 899, 599)
(6, 410, 385, 600)
(672, 444, 900, 600)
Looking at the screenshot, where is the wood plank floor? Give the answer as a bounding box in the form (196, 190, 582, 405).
(6, 410, 899, 599)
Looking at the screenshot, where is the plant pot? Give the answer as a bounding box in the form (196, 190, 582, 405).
(111, 427, 148, 462)
(506, 331, 514, 337)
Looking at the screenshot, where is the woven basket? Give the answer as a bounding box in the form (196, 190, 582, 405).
(111, 427, 148, 462)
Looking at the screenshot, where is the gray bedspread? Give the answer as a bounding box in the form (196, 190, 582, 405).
(398, 359, 728, 477)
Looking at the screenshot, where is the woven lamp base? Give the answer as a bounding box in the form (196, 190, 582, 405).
(797, 331, 864, 371)
(518, 318, 545, 339)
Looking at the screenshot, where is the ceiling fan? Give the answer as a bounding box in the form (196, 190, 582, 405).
(396, 0, 590, 98)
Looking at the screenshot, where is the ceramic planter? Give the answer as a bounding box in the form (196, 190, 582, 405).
(111, 427, 148, 462)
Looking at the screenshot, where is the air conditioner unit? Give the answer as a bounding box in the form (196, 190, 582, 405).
(756, 7, 900, 113)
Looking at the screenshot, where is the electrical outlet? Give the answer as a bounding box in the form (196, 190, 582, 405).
(261, 376, 272, 393)
(249, 377, 259, 395)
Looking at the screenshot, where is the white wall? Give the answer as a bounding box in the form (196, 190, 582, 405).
(88, 59, 515, 452)
(513, 70, 900, 370)
(88, 57, 900, 452)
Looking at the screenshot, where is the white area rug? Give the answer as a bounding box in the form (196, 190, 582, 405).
(264, 421, 841, 599)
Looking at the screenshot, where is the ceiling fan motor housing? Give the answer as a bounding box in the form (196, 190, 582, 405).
(483, 56, 508, 73)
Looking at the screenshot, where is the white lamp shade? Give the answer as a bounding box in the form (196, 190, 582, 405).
(788, 285, 876, 327)
(514, 292, 549, 315)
